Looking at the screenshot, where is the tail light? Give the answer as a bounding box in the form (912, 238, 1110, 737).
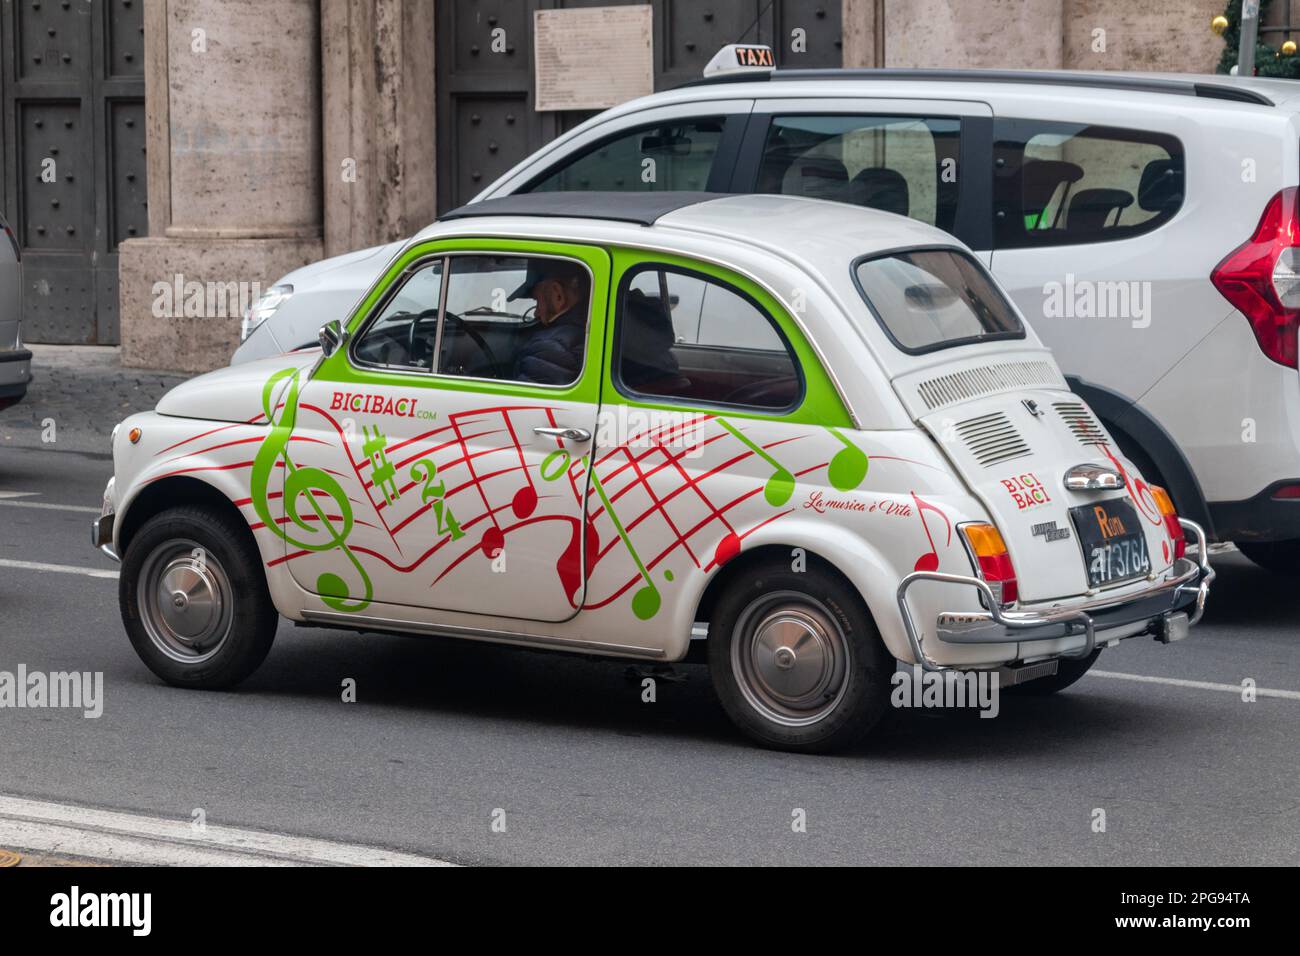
(1210, 187, 1300, 368)
(1150, 485, 1185, 560)
(961, 522, 1018, 606)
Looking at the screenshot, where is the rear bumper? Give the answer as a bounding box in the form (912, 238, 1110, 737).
(1209, 480, 1300, 543)
(897, 519, 1214, 671)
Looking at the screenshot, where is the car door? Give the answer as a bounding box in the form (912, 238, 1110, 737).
(985, 109, 1197, 401)
(279, 238, 610, 623)
(735, 97, 994, 263)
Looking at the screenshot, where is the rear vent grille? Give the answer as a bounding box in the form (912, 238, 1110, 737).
(954, 411, 1032, 467)
(1054, 401, 1109, 448)
(916, 360, 1061, 411)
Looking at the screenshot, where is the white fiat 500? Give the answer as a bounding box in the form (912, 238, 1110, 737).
(97, 194, 1213, 752)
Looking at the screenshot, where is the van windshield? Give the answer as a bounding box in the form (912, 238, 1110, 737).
(852, 249, 1024, 354)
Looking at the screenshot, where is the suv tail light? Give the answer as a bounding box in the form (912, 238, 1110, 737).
(1150, 485, 1186, 561)
(961, 522, 1018, 606)
(1211, 187, 1300, 368)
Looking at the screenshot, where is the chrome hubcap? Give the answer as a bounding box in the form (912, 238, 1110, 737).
(138, 540, 233, 663)
(731, 591, 850, 727)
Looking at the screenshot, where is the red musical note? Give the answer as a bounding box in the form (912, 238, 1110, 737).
(911, 492, 951, 573)
(448, 406, 541, 558)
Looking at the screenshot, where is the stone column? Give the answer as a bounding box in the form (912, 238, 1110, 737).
(842, 0, 883, 68)
(120, 0, 324, 373)
(320, 0, 437, 258)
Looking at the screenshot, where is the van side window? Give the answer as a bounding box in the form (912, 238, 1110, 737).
(614, 265, 802, 412)
(993, 120, 1185, 248)
(524, 118, 727, 193)
(755, 115, 961, 231)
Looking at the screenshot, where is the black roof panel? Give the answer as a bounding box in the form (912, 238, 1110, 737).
(439, 191, 726, 227)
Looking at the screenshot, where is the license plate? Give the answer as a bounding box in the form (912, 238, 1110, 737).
(1070, 498, 1151, 588)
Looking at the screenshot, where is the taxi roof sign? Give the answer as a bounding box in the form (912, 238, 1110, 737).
(703, 43, 776, 79)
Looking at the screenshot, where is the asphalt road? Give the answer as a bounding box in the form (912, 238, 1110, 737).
(1, 444, 1297, 866)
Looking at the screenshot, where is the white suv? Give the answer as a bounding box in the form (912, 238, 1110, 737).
(235, 54, 1300, 571)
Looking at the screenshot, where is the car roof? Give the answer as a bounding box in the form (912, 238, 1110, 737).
(421, 192, 958, 261)
(679, 67, 1292, 107)
(440, 191, 725, 227)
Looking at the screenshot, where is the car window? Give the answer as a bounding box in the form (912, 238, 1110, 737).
(353, 259, 444, 370)
(853, 249, 1024, 354)
(756, 115, 961, 230)
(524, 118, 726, 193)
(615, 265, 801, 411)
(436, 254, 591, 388)
(993, 120, 1185, 248)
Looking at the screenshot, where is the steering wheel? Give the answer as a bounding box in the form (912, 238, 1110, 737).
(439, 312, 504, 379)
(404, 307, 441, 367)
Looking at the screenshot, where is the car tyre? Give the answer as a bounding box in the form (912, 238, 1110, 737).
(120, 505, 277, 689)
(1005, 648, 1101, 696)
(1235, 539, 1300, 575)
(708, 559, 893, 753)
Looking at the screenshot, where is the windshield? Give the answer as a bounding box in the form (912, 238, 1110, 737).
(852, 249, 1024, 354)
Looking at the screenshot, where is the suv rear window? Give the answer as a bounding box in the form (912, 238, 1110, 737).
(993, 120, 1185, 249)
(852, 249, 1024, 354)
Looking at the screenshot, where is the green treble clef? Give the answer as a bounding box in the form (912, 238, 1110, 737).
(250, 367, 373, 613)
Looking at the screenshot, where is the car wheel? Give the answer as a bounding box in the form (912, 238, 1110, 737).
(1235, 539, 1300, 575)
(120, 505, 278, 689)
(1005, 649, 1101, 696)
(708, 560, 893, 753)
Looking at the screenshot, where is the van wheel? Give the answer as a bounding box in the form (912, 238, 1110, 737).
(1236, 539, 1300, 575)
(708, 560, 893, 753)
(120, 505, 278, 689)
(1006, 649, 1101, 696)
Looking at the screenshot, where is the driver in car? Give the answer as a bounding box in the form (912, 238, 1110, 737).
(508, 261, 590, 385)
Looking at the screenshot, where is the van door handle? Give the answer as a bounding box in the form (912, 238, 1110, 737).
(534, 426, 592, 443)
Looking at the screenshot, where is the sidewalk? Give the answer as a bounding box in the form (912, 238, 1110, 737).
(1, 345, 192, 456)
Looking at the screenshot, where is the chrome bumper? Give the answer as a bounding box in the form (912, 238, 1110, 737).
(896, 518, 1215, 671)
(91, 513, 118, 561)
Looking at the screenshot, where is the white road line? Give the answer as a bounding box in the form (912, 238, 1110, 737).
(0, 795, 453, 867)
(0, 558, 118, 580)
(1089, 669, 1300, 701)
(0, 499, 101, 514)
(0, 491, 37, 500)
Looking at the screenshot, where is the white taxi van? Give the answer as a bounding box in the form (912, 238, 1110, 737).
(96, 194, 1213, 752)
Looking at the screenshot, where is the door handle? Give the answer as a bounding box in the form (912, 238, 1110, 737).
(534, 426, 592, 443)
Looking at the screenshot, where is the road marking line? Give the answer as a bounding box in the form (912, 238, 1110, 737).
(0, 499, 101, 514)
(0, 795, 454, 867)
(1090, 669, 1300, 701)
(0, 491, 37, 500)
(0, 558, 118, 580)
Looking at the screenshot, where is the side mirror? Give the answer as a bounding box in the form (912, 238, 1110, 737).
(318, 319, 348, 357)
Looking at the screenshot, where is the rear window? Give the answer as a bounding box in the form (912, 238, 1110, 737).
(852, 249, 1024, 354)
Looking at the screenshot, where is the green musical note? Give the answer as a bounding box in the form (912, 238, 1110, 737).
(590, 470, 660, 620)
(250, 368, 373, 613)
(827, 427, 870, 491)
(717, 418, 795, 507)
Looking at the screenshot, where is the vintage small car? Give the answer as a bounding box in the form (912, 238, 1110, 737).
(95, 193, 1214, 752)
